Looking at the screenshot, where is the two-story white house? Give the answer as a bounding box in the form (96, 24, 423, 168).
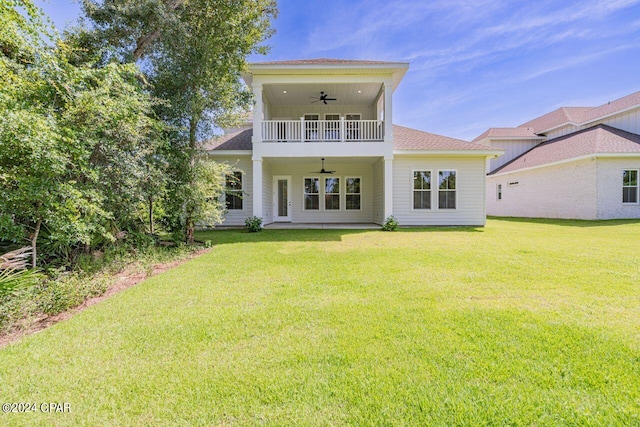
(206, 58, 502, 227)
(477, 91, 640, 220)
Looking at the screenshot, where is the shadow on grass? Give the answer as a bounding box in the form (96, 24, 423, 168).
(196, 225, 484, 245)
(489, 216, 640, 228)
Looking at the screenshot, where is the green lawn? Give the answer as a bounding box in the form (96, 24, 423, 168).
(1, 218, 639, 426)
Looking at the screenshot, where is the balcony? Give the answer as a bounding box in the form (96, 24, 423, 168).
(261, 119, 384, 143)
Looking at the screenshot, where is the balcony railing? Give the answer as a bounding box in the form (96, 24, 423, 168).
(261, 119, 384, 142)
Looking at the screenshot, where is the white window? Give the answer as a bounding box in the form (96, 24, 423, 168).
(225, 171, 243, 210)
(623, 169, 638, 203)
(438, 171, 456, 209)
(346, 177, 361, 210)
(304, 177, 320, 210)
(413, 171, 431, 209)
(497, 184, 502, 201)
(324, 177, 340, 210)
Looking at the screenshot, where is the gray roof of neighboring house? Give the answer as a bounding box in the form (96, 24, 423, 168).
(473, 90, 640, 141)
(204, 125, 496, 152)
(521, 92, 640, 133)
(472, 127, 541, 142)
(489, 124, 640, 175)
(519, 107, 594, 134)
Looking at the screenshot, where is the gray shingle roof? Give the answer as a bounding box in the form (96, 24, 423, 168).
(519, 92, 640, 133)
(204, 128, 252, 151)
(474, 91, 640, 141)
(490, 124, 640, 175)
(393, 125, 492, 151)
(472, 127, 540, 142)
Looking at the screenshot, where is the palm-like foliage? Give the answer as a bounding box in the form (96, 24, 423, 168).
(0, 247, 42, 296)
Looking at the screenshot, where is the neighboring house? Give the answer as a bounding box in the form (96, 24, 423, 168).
(476, 91, 640, 220)
(206, 58, 502, 227)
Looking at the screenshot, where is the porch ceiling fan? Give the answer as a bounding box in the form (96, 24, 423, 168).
(310, 91, 337, 104)
(311, 158, 335, 174)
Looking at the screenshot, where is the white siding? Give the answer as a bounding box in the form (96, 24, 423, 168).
(488, 139, 541, 172)
(545, 124, 578, 139)
(269, 160, 375, 223)
(487, 158, 598, 219)
(393, 156, 487, 226)
(208, 156, 253, 226)
(268, 105, 374, 120)
(596, 158, 640, 219)
(599, 109, 640, 135)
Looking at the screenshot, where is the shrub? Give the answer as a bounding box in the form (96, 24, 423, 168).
(35, 273, 110, 316)
(382, 215, 399, 231)
(245, 216, 263, 232)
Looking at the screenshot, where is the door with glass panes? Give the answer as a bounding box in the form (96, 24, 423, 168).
(273, 176, 292, 221)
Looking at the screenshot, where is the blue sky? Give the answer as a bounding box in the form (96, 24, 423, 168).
(36, 0, 640, 140)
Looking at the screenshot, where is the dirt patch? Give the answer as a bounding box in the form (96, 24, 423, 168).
(0, 248, 210, 348)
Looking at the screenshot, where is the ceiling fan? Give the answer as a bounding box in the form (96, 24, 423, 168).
(310, 158, 335, 174)
(310, 91, 337, 104)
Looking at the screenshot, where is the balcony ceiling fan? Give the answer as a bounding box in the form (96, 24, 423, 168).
(310, 158, 335, 174)
(310, 91, 337, 104)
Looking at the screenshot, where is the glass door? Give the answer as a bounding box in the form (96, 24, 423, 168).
(273, 176, 292, 221)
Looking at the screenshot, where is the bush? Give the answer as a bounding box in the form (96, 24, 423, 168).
(245, 216, 263, 232)
(0, 288, 39, 334)
(35, 273, 110, 316)
(382, 215, 399, 231)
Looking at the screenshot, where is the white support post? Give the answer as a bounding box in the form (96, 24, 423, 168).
(384, 157, 393, 219)
(252, 83, 263, 143)
(340, 116, 345, 142)
(383, 81, 393, 143)
(252, 159, 263, 219)
(300, 117, 305, 142)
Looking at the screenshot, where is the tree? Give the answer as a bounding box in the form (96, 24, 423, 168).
(0, 0, 168, 266)
(81, 0, 277, 243)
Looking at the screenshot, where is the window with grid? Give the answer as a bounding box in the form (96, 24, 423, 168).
(304, 177, 320, 210)
(324, 177, 340, 210)
(623, 169, 638, 203)
(438, 171, 456, 209)
(346, 177, 361, 210)
(225, 171, 243, 210)
(413, 171, 431, 209)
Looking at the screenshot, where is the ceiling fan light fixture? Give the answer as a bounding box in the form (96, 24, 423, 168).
(310, 91, 337, 104)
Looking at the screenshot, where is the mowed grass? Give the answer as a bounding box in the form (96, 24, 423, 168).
(1, 218, 639, 426)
